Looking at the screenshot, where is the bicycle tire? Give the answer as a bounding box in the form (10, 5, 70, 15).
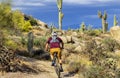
(53, 52, 61, 78)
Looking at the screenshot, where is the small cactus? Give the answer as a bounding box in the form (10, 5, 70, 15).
(113, 15, 118, 26)
(80, 22, 86, 32)
(98, 10, 108, 33)
(27, 32, 34, 56)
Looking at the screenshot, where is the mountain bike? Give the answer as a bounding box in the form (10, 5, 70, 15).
(53, 52, 61, 78)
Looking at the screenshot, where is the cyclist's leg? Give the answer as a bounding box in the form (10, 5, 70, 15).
(57, 48, 62, 64)
(50, 49, 54, 60)
(50, 49, 55, 66)
(57, 49, 63, 72)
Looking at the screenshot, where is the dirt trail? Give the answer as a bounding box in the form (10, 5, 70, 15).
(0, 56, 78, 78)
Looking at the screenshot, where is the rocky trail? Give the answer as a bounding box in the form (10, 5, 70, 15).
(0, 56, 78, 78)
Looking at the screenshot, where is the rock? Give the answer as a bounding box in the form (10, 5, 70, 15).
(74, 45, 82, 52)
(110, 26, 120, 41)
(59, 36, 73, 43)
(37, 20, 48, 28)
(59, 36, 67, 43)
(72, 32, 78, 37)
(55, 30, 65, 36)
(66, 36, 72, 43)
(115, 50, 120, 56)
(72, 36, 80, 43)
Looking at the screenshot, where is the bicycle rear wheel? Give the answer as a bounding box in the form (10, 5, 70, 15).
(53, 52, 61, 78)
(54, 65, 60, 78)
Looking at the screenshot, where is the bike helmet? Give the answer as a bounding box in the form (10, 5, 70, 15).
(52, 31, 57, 36)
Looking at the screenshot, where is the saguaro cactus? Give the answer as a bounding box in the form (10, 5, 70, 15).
(27, 32, 34, 56)
(57, 0, 64, 30)
(113, 15, 118, 26)
(80, 22, 86, 32)
(98, 11, 108, 33)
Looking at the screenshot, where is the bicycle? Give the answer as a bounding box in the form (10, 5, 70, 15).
(53, 52, 61, 78)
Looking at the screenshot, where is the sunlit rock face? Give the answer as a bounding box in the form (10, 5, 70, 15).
(110, 26, 120, 41)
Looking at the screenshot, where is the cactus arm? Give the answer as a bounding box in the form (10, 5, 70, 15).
(98, 10, 108, 33)
(98, 11, 102, 18)
(103, 11, 107, 20)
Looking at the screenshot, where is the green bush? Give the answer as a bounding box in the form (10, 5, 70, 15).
(5, 39, 18, 50)
(21, 36, 27, 46)
(34, 38, 41, 47)
(22, 21, 32, 32)
(34, 37, 47, 50)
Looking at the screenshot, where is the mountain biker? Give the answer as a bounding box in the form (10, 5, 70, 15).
(45, 31, 64, 72)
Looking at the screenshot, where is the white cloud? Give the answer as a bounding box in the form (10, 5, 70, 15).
(12, 0, 120, 7)
(12, 0, 46, 11)
(12, 7, 26, 10)
(12, 0, 45, 7)
(12, 0, 120, 11)
(42, 0, 120, 5)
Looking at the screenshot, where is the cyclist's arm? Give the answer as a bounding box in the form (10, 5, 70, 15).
(61, 41, 64, 49)
(45, 43, 49, 51)
(60, 38, 64, 49)
(58, 37, 64, 49)
(45, 37, 51, 51)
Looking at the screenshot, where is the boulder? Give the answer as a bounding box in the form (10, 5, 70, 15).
(66, 36, 72, 43)
(59, 36, 67, 43)
(74, 45, 82, 52)
(110, 26, 120, 41)
(72, 36, 80, 43)
(115, 50, 120, 56)
(72, 32, 78, 37)
(59, 36, 73, 43)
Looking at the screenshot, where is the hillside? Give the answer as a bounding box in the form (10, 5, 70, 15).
(1, 24, 120, 78)
(0, 1, 120, 78)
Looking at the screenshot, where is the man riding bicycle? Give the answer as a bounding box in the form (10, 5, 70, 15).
(45, 31, 64, 72)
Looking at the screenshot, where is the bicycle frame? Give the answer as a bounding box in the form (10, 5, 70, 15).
(53, 52, 61, 78)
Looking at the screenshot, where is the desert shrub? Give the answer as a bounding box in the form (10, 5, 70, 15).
(84, 58, 117, 78)
(34, 37, 47, 50)
(84, 65, 104, 78)
(34, 38, 41, 47)
(39, 37, 47, 50)
(84, 29, 102, 36)
(83, 39, 116, 65)
(115, 68, 120, 78)
(21, 36, 27, 46)
(67, 61, 84, 74)
(102, 38, 120, 52)
(82, 39, 118, 78)
(22, 21, 32, 32)
(0, 31, 6, 45)
(24, 14, 38, 26)
(5, 39, 18, 50)
(0, 1, 14, 28)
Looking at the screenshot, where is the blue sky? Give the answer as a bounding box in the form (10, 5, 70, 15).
(12, 0, 120, 30)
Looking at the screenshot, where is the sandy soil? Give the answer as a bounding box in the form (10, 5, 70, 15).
(0, 56, 78, 78)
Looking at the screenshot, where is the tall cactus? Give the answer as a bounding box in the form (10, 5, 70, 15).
(113, 14, 118, 26)
(98, 11, 108, 33)
(27, 32, 34, 56)
(57, 0, 64, 30)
